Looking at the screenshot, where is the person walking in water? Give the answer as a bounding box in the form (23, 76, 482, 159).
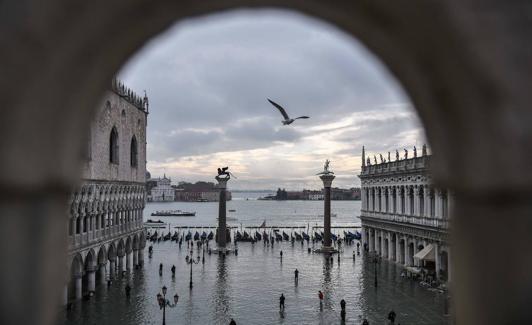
(159, 263, 163, 276)
(340, 299, 346, 321)
(388, 310, 397, 324)
(171, 265, 176, 278)
(280, 250, 283, 259)
(279, 293, 285, 311)
(294, 269, 299, 283)
(229, 318, 236, 325)
(318, 290, 324, 302)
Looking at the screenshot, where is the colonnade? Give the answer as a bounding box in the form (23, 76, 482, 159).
(65, 231, 146, 304)
(361, 185, 451, 220)
(361, 226, 451, 282)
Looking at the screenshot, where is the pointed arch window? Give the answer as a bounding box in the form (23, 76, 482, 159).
(130, 135, 138, 168)
(110, 127, 119, 164)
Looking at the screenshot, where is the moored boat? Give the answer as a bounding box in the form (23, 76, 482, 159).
(151, 210, 196, 217)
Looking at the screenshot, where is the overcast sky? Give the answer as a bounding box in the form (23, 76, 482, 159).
(120, 9, 425, 190)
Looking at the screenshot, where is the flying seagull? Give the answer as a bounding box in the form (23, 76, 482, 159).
(267, 99, 309, 125)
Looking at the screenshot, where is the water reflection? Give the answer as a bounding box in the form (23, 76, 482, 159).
(212, 254, 231, 324)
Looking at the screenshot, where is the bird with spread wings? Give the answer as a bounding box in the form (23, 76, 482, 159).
(267, 99, 309, 125)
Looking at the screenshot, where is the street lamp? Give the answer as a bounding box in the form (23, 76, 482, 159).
(156, 286, 179, 325)
(186, 249, 200, 289)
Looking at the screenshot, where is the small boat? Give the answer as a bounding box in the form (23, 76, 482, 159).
(294, 232, 302, 240)
(193, 232, 200, 241)
(150, 231, 158, 241)
(228, 209, 236, 212)
(163, 232, 171, 241)
(282, 232, 289, 241)
(207, 231, 214, 240)
(151, 210, 196, 217)
(185, 231, 192, 241)
(331, 233, 338, 241)
(255, 231, 262, 240)
(144, 219, 167, 227)
(196, 198, 208, 202)
(171, 231, 179, 241)
(201, 231, 207, 240)
(314, 232, 323, 240)
(275, 233, 283, 241)
(302, 232, 310, 241)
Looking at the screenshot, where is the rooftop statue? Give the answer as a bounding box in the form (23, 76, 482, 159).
(373, 155, 377, 164)
(388, 152, 391, 162)
(413, 146, 417, 158)
(404, 149, 408, 159)
(367, 157, 371, 166)
(396, 150, 399, 161)
(379, 154, 384, 163)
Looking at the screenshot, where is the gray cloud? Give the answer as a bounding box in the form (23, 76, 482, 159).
(120, 9, 420, 189)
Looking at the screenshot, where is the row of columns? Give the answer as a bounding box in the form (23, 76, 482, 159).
(361, 186, 450, 219)
(65, 247, 144, 303)
(362, 226, 451, 282)
(69, 208, 143, 239)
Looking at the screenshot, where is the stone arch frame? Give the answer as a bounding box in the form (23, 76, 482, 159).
(116, 238, 125, 258)
(139, 231, 147, 250)
(1, 2, 532, 324)
(132, 233, 139, 251)
(107, 242, 117, 262)
(70, 254, 84, 279)
(84, 249, 96, 271)
(125, 236, 133, 254)
(97, 246, 107, 265)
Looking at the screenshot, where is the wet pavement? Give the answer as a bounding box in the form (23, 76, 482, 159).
(59, 238, 448, 325)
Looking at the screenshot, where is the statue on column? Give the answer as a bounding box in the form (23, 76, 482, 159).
(317, 159, 334, 175)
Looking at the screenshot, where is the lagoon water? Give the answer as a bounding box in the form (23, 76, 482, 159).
(60, 193, 447, 325)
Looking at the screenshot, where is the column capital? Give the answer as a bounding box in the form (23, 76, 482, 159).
(319, 174, 335, 187)
(215, 175, 230, 189)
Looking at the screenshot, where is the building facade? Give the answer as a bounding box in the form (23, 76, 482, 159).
(148, 175, 175, 202)
(66, 80, 148, 303)
(359, 146, 451, 282)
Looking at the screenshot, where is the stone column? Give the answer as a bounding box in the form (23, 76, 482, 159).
(117, 255, 124, 273)
(138, 248, 144, 266)
(388, 233, 394, 260)
(434, 242, 441, 280)
(404, 237, 410, 266)
(320, 173, 335, 251)
(109, 259, 116, 278)
(133, 249, 138, 267)
(375, 230, 380, 255)
(368, 228, 374, 252)
(74, 275, 82, 299)
(395, 235, 401, 263)
(87, 269, 96, 293)
(98, 263, 106, 283)
(215, 175, 230, 249)
(381, 231, 386, 257)
(125, 252, 131, 271)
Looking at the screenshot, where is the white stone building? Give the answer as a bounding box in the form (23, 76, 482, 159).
(66, 79, 148, 303)
(359, 146, 451, 282)
(148, 175, 175, 202)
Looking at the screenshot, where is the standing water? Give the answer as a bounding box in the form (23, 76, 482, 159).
(59, 194, 448, 324)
